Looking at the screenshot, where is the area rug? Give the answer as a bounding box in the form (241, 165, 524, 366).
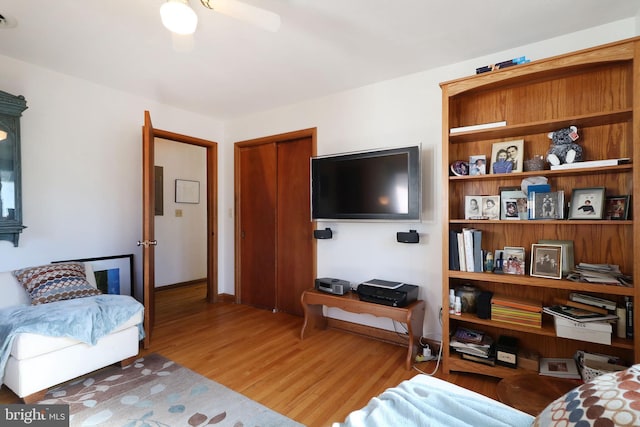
(38, 353, 304, 427)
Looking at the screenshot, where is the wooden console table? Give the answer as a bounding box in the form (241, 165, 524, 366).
(300, 288, 425, 370)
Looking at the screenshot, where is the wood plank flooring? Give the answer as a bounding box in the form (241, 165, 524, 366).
(0, 284, 501, 426)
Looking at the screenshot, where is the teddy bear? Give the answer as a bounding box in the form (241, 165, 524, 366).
(546, 126, 583, 166)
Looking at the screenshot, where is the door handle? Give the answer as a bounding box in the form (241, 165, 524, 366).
(137, 240, 158, 248)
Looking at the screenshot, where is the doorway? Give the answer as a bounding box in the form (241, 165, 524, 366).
(142, 111, 218, 347)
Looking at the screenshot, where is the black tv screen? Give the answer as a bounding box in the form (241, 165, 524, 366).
(311, 146, 421, 220)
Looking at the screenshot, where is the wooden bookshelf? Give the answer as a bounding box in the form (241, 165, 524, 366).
(440, 37, 640, 378)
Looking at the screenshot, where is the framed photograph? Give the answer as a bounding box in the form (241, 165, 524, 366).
(530, 191, 564, 220)
(568, 187, 605, 219)
(52, 254, 134, 297)
(500, 187, 528, 220)
(530, 244, 562, 279)
(503, 246, 525, 275)
(481, 195, 500, 220)
(469, 155, 487, 176)
(538, 239, 574, 277)
(175, 179, 200, 204)
(490, 139, 524, 174)
(465, 195, 484, 219)
(604, 195, 630, 220)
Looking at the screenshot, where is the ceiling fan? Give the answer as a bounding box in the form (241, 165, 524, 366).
(160, 0, 281, 34)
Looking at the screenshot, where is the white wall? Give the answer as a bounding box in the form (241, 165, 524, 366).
(225, 19, 638, 340)
(0, 18, 636, 338)
(0, 55, 224, 299)
(154, 138, 207, 287)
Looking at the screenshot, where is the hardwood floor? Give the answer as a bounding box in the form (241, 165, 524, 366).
(0, 284, 501, 426)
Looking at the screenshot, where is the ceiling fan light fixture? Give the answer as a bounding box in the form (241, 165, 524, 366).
(160, 0, 198, 35)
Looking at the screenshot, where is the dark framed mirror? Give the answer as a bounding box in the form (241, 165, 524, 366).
(0, 90, 28, 246)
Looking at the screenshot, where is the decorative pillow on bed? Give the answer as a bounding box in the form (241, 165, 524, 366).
(532, 364, 640, 426)
(12, 262, 101, 305)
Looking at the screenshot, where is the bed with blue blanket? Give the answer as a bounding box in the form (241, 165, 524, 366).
(332, 374, 535, 427)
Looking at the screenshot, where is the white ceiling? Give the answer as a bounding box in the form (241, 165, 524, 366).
(0, 0, 638, 119)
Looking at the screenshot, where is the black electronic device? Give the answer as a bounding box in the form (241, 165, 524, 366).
(313, 228, 333, 239)
(311, 145, 421, 221)
(396, 230, 419, 243)
(315, 277, 350, 295)
(357, 283, 419, 307)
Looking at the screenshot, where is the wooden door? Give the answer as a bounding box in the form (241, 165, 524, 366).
(141, 111, 156, 348)
(277, 138, 313, 316)
(142, 111, 219, 349)
(235, 129, 316, 314)
(237, 142, 277, 310)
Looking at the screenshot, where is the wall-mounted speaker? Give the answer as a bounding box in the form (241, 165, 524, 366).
(313, 227, 333, 239)
(396, 229, 419, 243)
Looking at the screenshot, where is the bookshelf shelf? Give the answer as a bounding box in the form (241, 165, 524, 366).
(441, 37, 640, 379)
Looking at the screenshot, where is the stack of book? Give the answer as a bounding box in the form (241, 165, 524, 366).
(543, 301, 618, 345)
(491, 295, 542, 328)
(450, 327, 495, 365)
(449, 228, 483, 273)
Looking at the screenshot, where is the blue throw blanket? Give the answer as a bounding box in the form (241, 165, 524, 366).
(0, 294, 145, 385)
(334, 378, 535, 427)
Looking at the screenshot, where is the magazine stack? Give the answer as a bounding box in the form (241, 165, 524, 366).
(542, 303, 618, 345)
(449, 327, 495, 366)
(491, 295, 542, 328)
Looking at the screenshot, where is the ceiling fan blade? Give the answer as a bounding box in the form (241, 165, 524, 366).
(201, 0, 281, 32)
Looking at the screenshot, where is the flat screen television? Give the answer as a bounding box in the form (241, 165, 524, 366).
(311, 145, 421, 221)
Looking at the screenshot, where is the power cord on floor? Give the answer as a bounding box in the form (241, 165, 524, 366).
(412, 306, 443, 376)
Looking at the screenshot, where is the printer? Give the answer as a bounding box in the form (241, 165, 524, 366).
(357, 279, 419, 307)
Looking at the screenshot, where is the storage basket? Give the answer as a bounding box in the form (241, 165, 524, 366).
(574, 350, 627, 382)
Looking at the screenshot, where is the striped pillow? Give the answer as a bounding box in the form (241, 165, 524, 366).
(12, 262, 101, 305)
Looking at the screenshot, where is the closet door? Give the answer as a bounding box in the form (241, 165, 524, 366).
(237, 142, 277, 310)
(276, 138, 313, 316)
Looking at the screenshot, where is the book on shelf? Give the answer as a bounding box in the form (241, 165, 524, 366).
(568, 293, 616, 311)
(549, 158, 631, 170)
(543, 305, 619, 323)
(491, 306, 542, 328)
(539, 357, 581, 379)
(450, 120, 507, 134)
(462, 228, 475, 273)
(625, 297, 634, 339)
(453, 326, 486, 344)
(460, 352, 496, 366)
(449, 230, 460, 271)
(457, 232, 466, 272)
(491, 295, 542, 312)
(553, 297, 607, 315)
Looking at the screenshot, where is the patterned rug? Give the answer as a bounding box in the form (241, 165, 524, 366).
(38, 353, 304, 427)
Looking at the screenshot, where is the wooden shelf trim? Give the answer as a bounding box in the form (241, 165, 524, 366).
(447, 271, 633, 296)
(449, 313, 634, 350)
(449, 164, 632, 181)
(449, 109, 632, 143)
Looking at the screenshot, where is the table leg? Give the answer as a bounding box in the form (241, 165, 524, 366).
(405, 301, 425, 370)
(300, 302, 327, 340)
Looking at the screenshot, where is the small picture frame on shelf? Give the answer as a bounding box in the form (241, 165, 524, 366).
(481, 195, 500, 220)
(604, 195, 630, 220)
(502, 246, 526, 275)
(469, 155, 487, 176)
(530, 191, 564, 220)
(490, 139, 524, 174)
(464, 195, 484, 219)
(568, 187, 605, 219)
(499, 186, 528, 220)
(530, 244, 563, 279)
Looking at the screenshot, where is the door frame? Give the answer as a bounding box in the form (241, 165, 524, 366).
(143, 111, 218, 347)
(234, 128, 317, 305)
